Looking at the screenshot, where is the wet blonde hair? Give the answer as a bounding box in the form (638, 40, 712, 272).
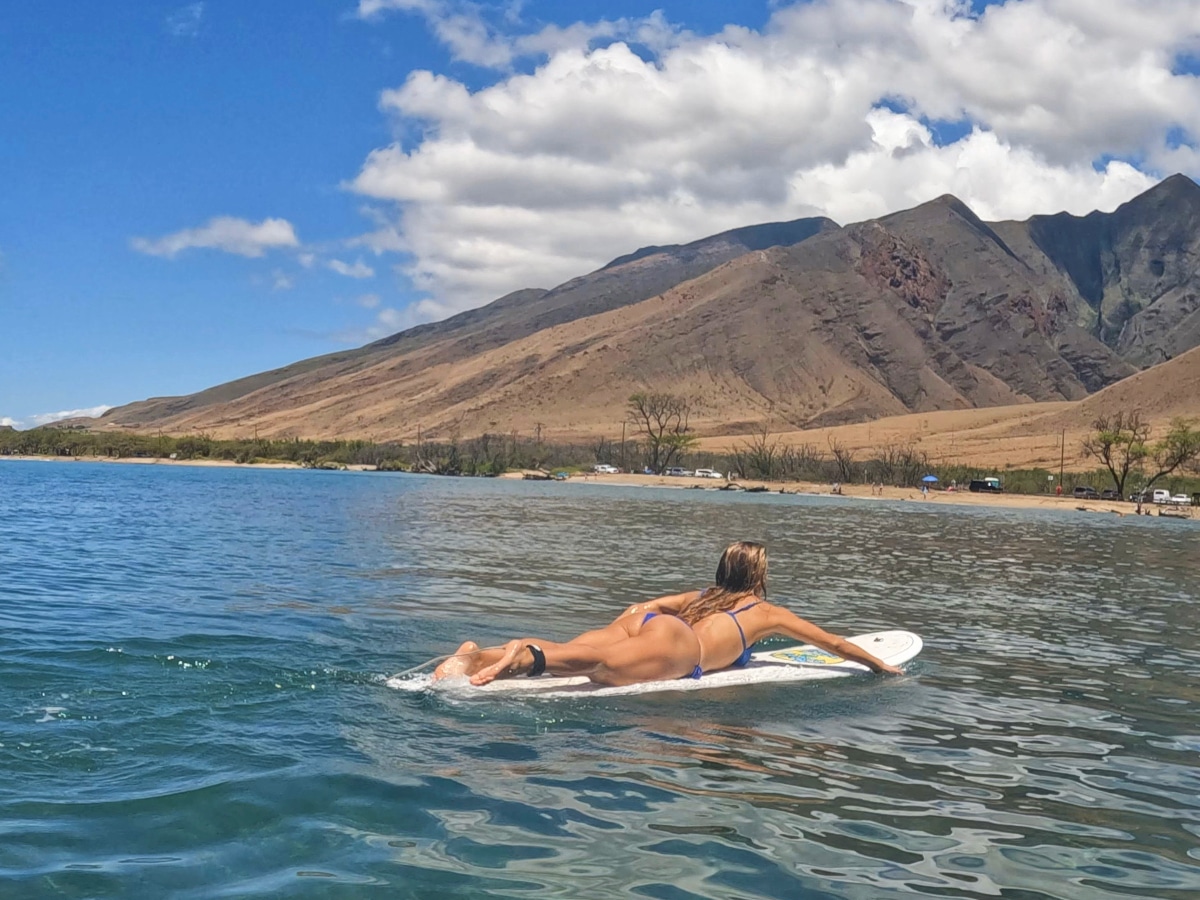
(678, 541, 768, 625)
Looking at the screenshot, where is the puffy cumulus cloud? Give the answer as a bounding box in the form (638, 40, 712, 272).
(349, 0, 1200, 315)
(0, 416, 18, 428)
(787, 109, 1157, 223)
(132, 217, 299, 259)
(327, 258, 377, 278)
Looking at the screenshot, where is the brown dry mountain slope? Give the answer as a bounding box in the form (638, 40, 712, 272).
(700, 348, 1200, 471)
(1017, 342, 1200, 435)
(101, 215, 836, 428)
(89, 176, 1200, 441)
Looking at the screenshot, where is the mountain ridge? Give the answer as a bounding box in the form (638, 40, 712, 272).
(84, 175, 1200, 442)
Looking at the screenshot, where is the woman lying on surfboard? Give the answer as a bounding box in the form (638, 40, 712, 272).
(433, 541, 903, 686)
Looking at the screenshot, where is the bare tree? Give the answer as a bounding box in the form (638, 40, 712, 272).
(1081, 412, 1151, 497)
(734, 427, 780, 480)
(592, 436, 614, 465)
(627, 392, 697, 474)
(828, 436, 857, 483)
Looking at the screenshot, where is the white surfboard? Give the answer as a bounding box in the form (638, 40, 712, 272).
(387, 630, 922, 699)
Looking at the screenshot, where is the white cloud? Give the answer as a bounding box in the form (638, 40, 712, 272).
(272, 269, 294, 290)
(325, 304, 419, 344)
(25, 406, 113, 428)
(132, 217, 299, 259)
(0, 417, 18, 428)
(347, 0, 1200, 315)
(166, 3, 205, 38)
(355, 0, 674, 70)
(349, 207, 408, 255)
(327, 258, 376, 278)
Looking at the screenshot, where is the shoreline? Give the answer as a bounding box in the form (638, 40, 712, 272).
(3, 455, 1192, 519)
(513, 470, 1192, 518)
(0, 454, 373, 472)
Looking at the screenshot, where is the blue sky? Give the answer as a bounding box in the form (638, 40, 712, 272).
(2, 1, 1197, 428)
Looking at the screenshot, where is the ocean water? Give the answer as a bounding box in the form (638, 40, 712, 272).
(2, 460, 1199, 899)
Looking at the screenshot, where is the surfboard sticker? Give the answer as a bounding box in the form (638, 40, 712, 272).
(388, 629, 922, 699)
(769, 647, 844, 665)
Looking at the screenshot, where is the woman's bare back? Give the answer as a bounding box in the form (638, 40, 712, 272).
(690, 601, 901, 675)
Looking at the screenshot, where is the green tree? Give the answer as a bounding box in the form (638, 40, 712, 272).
(626, 392, 696, 474)
(1141, 418, 1200, 492)
(1080, 412, 1150, 497)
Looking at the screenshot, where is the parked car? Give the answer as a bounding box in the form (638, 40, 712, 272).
(663, 467, 693, 477)
(968, 478, 1003, 493)
(1171, 493, 1191, 506)
(693, 468, 724, 479)
(592, 464, 620, 474)
(1129, 490, 1150, 503)
(1100, 488, 1120, 500)
(1073, 485, 1100, 499)
(1152, 489, 1172, 504)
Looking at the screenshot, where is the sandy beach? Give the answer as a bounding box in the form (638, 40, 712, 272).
(524, 470, 1194, 519)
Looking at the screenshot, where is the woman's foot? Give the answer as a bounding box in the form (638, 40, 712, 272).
(470, 640, 532, 685)
(432, 641, 481, 681)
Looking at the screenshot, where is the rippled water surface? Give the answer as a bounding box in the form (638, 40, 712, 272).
(2, 460, 1199, 899)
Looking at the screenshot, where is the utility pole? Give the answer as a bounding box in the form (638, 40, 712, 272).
(1059, 428, 1066, 485)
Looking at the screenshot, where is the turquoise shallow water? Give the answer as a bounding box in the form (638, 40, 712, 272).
(2, 460, 1199, 899)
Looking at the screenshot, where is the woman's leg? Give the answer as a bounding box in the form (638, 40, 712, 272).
(558, 616, 638, 650)
(470, 617, 699, 687)
(434, 616, 640, 680)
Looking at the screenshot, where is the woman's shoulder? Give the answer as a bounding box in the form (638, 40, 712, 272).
(750, 598, 783, 618)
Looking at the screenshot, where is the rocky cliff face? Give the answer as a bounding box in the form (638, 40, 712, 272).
(1009, 174, 1200, 366)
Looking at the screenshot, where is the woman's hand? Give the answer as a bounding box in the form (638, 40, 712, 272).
(874, 662, 904, 675)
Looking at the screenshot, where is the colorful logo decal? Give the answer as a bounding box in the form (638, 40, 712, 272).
(771, 647, 844, 665)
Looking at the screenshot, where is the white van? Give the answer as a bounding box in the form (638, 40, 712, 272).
(1152, 489, 1172, 504)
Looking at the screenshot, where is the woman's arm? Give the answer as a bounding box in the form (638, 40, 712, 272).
(613, 590, 702, 622)
(765, 605, 904, 675)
